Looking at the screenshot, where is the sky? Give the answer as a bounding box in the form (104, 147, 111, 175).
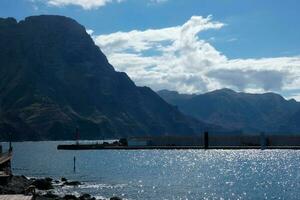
(1, 0, 300, 100)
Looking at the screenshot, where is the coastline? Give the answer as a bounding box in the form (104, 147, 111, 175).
(0, 175, 122, 200)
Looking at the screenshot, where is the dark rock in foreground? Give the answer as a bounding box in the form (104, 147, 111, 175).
(63, 181, 81, 186)
(32, 178, 53, 190)
(79, 194, 93, 200)
(63, 194, 78, 200)
(44, 191, 59, 198)
(61, 177, 67, 182)
(110, 197, 122, 200)
(0, 175, 121, 200)
(0, 175, 31, 194)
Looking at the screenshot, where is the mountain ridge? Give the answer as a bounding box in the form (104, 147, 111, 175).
(157, 89, 300, 133)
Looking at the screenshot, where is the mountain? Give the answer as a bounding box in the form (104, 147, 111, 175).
(0, 15, 215, 141)
(157, 90, 196, 102)
(157, 89, 300, 133)
(279, 110, 300, 133)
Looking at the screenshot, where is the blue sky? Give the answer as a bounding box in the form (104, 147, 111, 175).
(1, 0, 300, 99)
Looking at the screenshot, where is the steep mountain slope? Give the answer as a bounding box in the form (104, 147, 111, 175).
(0, 15, 213, 141)
(158, 89, 300, 133)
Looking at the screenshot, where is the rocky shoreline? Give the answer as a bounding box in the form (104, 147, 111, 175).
(0, 176, 122, 200)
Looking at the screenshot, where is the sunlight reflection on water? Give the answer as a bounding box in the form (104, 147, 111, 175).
(2, 141, 300, 199)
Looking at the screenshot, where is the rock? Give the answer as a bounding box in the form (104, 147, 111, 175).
(110, 197, 122, 200)
(0, 175, 96, 200)
(64, 194, 78, 200)
(43, 191, 59, 198)
(79, 194, 90, 199)
(61, 177, 67, 182)
(45, 177, 53, 182)
(0, 175, 32, 194)
(32, 178, 53, 190)
(79, 194, 92, 200)
(24, 185, 36, 195)
(64, 181, 81, 186)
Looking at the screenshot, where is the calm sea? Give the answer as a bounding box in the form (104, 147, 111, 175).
(1, 141, 300, 199)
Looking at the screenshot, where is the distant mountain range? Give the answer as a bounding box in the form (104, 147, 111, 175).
(158, 89, 300, 133)
(0, 15, 217, 141)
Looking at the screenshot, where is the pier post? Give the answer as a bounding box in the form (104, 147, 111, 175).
(204, 131, 209, 149)
(73, 156, 76, 173)
(260, 132, 266, 150)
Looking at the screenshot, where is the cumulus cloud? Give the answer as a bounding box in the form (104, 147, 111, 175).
(90, 15, 300, 99)
(207, 69, 288, 91)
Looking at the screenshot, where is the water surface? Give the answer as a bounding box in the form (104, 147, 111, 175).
(2, 141, 300, 199)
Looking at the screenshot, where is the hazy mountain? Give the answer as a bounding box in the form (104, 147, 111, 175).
(0, 15, 216, 141)
(157, 89, 300, 133)
(279, 110, 300, 133)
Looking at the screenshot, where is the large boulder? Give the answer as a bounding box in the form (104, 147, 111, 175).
(32, 178, 53, 190)
(63, 181, 81, 186)
(0, 175, 32, 194)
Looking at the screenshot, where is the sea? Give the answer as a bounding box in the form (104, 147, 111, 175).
(1, 141, 300, 200)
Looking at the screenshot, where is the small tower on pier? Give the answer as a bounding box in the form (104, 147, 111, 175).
(204, 131, 209, 149)
(260, 132, 266, 150)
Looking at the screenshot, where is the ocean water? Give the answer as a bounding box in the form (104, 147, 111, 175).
(2, 141, 300, 199)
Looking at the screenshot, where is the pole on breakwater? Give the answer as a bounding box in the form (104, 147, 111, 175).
(204, 131, 209, 149)
(73, 156, 76, 173)
(260, 132, 266, 150)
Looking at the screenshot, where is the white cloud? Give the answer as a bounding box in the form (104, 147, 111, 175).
(86, 29, 94, 35)
(288, 94, 300, 101)
(40, 0, 124, 9)
(227, 38, 237, 42)
(90, 15, 300, 99)
(150, 0, 168, 4)
(34, 0, 167, 9)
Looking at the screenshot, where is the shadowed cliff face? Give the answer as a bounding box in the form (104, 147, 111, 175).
(0, 15, 213, 141)
(158, 89, 300, 133)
